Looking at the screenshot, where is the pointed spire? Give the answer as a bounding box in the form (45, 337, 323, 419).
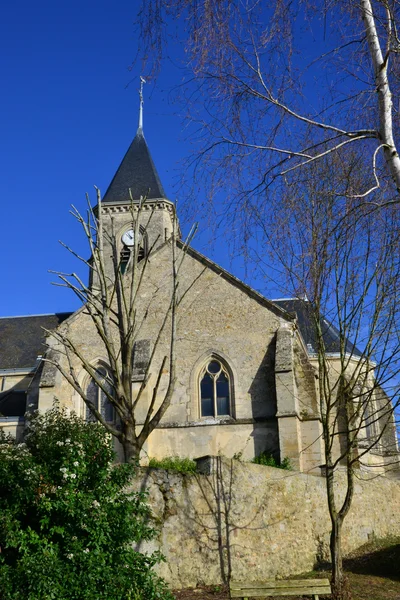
(138, 76, 145, 132)
(102, 77, 167, 204)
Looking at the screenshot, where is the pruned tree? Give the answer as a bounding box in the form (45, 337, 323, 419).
(44, 190, 200, 463)
(253, 151, 400, 598)
(136, 0, 400, 207)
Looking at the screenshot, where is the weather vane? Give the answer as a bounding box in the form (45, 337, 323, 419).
(138, 76, 146, 131)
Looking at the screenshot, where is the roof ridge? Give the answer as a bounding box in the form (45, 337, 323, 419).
(272, 297, 305, 302)
(0, 312, 73, 320)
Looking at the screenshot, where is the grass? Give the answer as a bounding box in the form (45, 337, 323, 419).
(148, 456, 197, 474)
(297, 536, 400, 599)
(251, 452, 292, 470)
(343, 536, 400, 579)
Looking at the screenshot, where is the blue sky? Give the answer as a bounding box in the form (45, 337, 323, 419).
(2, 2, 399, 421)
(0, 1, 244, 317)
(0, 1, 382, 319)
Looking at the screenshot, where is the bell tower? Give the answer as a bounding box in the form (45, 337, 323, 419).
(98, 78, 176, 281)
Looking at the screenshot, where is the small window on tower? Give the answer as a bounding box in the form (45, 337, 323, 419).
(120, 227, 148, 273)
(120, 246, 131, 274)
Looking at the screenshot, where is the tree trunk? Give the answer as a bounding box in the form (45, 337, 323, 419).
(122, 427, 141, 463)
(330, 519, 342, 595)
(361, 0, 400, 192)
(123, 440, 140, 463)
(330, 518, 350, 600)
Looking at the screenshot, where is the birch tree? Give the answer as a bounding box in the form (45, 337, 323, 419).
(136, 0, 400, 204)
(44, 191, 199, 463)
(256, 152, 400, 599)
(135, 4, 400, 597)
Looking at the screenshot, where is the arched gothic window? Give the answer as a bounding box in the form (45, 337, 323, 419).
(200, 359, 231, 417)
(86, 366, 114, 422)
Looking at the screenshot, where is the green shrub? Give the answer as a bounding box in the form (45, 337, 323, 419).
(0, 406, 174, 600)
(251, 452, 292, 470)
(148, 456, 197, 474)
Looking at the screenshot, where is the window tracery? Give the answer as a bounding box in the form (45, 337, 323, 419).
(86, 366, 114, 422)
(199, 359, 231, 417)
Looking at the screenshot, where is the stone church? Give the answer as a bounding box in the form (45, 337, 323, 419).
(0, 116, 399, 475)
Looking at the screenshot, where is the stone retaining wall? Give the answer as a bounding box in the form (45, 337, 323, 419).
(132, 458, 400, 588)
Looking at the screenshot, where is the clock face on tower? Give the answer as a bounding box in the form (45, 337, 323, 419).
(121, 229, 135, 247)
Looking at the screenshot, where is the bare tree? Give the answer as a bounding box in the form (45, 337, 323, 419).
(253, 152, 400, 598)
(136, 1, 400, 204)
(135, 5, 400, 596)
(44, 190, 199, 463)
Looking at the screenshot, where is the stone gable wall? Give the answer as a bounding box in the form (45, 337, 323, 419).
(39, 243, 297, 461)
(133, 458, 400, 588)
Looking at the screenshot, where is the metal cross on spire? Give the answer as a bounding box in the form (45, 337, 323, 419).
(138, 76, 146, 131)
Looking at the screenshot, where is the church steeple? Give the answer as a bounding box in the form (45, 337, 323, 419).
(102, 78, 166, 204)
(97, 80, 176, 285)
(102, 132, 166, 203)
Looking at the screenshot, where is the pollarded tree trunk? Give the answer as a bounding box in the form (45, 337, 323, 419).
(47, 193, 188, 468)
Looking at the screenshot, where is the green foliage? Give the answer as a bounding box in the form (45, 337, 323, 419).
(148, 456, 197, 474)
(0, 407, 174, 600)
(251, 452, 292, 470)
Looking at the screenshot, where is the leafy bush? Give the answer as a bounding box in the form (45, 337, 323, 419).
(0, 407, 174, 600)
(251, 452, 292, 470)
(148, 456, 197, 474)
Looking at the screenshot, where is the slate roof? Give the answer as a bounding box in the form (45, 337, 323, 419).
(102, 129, 166, 203)
(272, 299, 362, 357)
(0, 313, 72, 370)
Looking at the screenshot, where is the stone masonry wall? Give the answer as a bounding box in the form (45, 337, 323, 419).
(40, 242, 293, 462)
(133, 458, 400, 588)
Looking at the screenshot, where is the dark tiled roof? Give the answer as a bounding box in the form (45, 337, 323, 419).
(0, 390, 26, 417)
(0, 313, 72, 370)
(272, 299, 362, 357)
(102, 129, 166, 203)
